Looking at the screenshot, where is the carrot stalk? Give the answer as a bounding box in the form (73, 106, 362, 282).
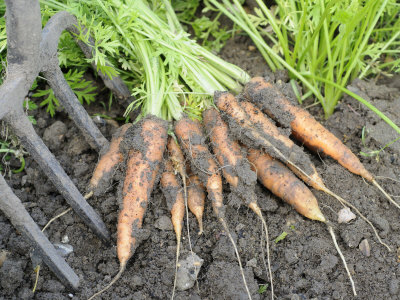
(88, 116, 167, 300)
(86, 123, 131, 197)
(175, 116, 253, 299)
(203, 108, 274, 298)
(248, 149, 356, 295)
(244, 77, 399, 209)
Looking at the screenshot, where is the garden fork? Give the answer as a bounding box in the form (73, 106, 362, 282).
(0, 0, 133, 289)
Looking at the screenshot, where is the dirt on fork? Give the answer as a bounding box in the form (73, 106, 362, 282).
(1, 36, 400, 300)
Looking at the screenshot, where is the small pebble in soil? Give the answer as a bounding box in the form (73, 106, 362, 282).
(284, 248, 299, 265)
(43, 121, 67, 151)
(337, 207, 356, 224)
(54, 243, 73, 257)
(154, 215, 173, 231)
(246, 258, 258, 268)
(359, 239, 371, 257)
(176, 253, 203, 291)
(61, 235, 69, 244)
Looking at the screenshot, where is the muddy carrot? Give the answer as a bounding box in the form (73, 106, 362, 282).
(240, 101, 325, 190)
(242, 101, 390, 251)
(203, 108, 274, 298)
(215, 91, 320, 189)
(247, 148, 356, 296)
(187, 172, 205, 234)
(88, 116, 167, 300)
(160, 159, 185, 300)
(248, 148, 325, 222)
(175, 115, 253, 299)
(244, 77, 399, 209)
(86, 123, 131, 197)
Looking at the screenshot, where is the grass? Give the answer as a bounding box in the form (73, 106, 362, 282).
(209, 0, 400, 120)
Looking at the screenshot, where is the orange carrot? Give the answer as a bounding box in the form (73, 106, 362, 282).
(247, 148, 325, 222)
(247, 148, 357, 295)
(244, 77, 398, 209)
(242, 101, 390, 250)
(187, 172, 205, 234)
(161, 160, 185, 248)
(88, 116, 167, 299)
(175, 115, 253, 299)
(203, 108, 274, 298)
(240, 101, 325, 190)
(245, 77, 372, 180)
(160, 159, 185, 299)
(215, 91, 320, 188)
(87, 123, 131, 196)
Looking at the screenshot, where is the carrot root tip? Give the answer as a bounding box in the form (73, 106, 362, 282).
(328, 226, 357, 296)
(372, 179, 400, 210)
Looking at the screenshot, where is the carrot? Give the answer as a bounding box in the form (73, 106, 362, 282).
(244, 77, 399, 209)
(215, 91, 321, 191)
(187, 172, 205, 234)
(240, 101, 325, 190)
(160, 160, 185, 253)
(248, 149, 325, 222)
(160, 159, 185, 300)
(175, 115, 253, 299)
(86, 123, 131, 197)
(88, 116, 167, 300)
(247, 148, 357, 296)
(241, 101, 390, 250)
(203, 108, 274, 299)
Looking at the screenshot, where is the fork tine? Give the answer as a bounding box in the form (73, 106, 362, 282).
(43, 67, 110, 152)
(7, 114, 110, 243)
(0, 174, 80, 289)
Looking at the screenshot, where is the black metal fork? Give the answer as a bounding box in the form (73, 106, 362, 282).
(0, 0, 132, 289)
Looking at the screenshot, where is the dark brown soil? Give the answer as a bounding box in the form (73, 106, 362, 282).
(1, 36, 400, 300)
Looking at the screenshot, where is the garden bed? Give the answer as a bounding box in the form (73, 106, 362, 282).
(1, 36, 400, 300)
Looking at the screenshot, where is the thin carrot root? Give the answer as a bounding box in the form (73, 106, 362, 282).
(220, 218, 253, 300)
(322, 188, 391, 251)
(328, 226, 357, 296)
(249, 202, 274, 299)
(88, 264, 126, 300)
(87, 123, 131, 197)
(160, 159, 185, 300)
(373, 179, 400, 210)
(175, 115, 253, 300)
(203, 108, 274, 298)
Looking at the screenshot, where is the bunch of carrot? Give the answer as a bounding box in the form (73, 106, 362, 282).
(86, 76, 396, 299)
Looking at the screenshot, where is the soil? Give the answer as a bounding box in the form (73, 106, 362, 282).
(1, 35, 400, 300)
